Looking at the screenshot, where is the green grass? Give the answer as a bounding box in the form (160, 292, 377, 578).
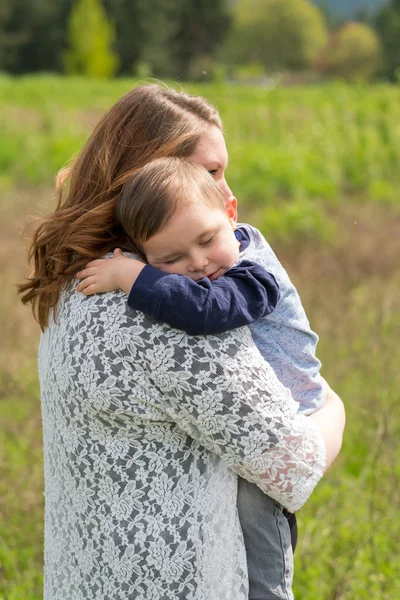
(1, 76, 400, 241)
(292, 268, 400, 598)
(0, 392, 44, 600)
(1, 77, 400, 598)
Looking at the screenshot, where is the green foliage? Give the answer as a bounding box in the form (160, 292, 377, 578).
(187, 55, 227, 82)
(64, 0, 119, 78)
(130, 0, 180, 78)
(375, 0, 400, 81)
(133, 60, 153, 79)
(171, 0, 231, 79)
(0, 394, 44, 600)
(103, 0, 143, 74)
(316, 22, 381, 81)
(127, 0, 231, 79)
(0, 0, 393, 83)
(233, 62, 267, 83)
(1, 77, 400, 242)
(0, 0, 232, 79)
(224, 0, 328, 72)
(0, 0, 69, 74)
(292, 264, 400, 599)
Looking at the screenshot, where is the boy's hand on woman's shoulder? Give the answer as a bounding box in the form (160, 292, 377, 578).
(76, 248, 145, 296)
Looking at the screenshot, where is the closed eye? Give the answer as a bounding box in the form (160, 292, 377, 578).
(200, 235, 215, 246)
(164, 256, 182, 265)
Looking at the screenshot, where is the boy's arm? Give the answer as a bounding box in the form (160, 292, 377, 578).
(76, 249, 280, 335)
(128, 260, 280, 335)
(76, 249, 145, 296)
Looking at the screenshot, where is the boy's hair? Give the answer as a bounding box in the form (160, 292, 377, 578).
(17, 84, 222, 329)
(116, 157, 226, 248)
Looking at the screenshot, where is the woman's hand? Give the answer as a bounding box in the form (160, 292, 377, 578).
(309, 380, 346, 474)
(76, 249, 145, 296)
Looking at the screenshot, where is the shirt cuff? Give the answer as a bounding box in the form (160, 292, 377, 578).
(128, 265, 170, 310)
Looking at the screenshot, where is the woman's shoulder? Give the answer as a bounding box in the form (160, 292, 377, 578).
(237, 223, 275, 253)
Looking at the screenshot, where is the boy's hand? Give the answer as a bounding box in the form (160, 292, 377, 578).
(76, 249, 145, 295)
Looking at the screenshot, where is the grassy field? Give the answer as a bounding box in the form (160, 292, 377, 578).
(1, 74, 400, 241)
(1, 76, 399, 599)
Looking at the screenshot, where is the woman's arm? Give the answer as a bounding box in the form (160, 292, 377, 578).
(309, 381, 345, 473)
(71, 290, 344, 512)
(122, 313, 327, 513)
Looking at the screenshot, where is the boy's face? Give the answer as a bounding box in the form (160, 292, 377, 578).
(142, 197, 240, 281)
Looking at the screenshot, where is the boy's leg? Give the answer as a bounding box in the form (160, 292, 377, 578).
(237, 477, 294, 600)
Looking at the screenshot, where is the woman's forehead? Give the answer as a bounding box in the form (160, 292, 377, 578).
(190, 125, 228, 167)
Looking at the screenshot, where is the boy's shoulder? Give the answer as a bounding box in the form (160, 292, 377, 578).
(237, 223, 292, 291)
(237, 222, 267, 245)
(237, 223, 280, 262)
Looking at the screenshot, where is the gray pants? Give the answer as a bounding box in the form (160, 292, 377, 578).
(237, 478, 294, 600)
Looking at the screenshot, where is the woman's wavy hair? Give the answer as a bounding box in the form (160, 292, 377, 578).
(17, 84, 222, 329)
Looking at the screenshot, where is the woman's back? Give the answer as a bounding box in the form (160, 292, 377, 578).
(39, 282, 325, 600)
(39, 284, 249, 599)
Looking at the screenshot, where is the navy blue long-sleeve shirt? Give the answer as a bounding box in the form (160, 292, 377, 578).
(128, 260, 279, 336)
(127, 228, 280, 336)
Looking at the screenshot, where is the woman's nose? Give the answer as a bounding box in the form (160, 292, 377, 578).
(219, 177, 233, 200)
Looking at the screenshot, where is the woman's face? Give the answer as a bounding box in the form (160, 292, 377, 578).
(189, 125, 233, 200)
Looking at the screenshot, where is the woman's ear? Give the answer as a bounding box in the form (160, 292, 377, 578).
(225, 196, 238, 227)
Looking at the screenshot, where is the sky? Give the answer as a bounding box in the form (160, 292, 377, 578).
(312, 0, 388, 20)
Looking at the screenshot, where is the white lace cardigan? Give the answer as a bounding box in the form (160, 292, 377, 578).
(39, 282, 325, 600)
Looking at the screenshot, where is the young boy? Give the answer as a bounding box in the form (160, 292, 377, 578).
(77, 157, 326, 600)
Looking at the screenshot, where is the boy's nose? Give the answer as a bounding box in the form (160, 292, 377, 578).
(188, 252, 208, 272)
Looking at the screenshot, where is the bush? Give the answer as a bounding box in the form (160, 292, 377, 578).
(64, 0, 119, 79)
(315, 23, 381, 82)
(224, 0, 328, 72)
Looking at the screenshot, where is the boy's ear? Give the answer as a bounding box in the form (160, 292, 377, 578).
(225, 195, 238, 227)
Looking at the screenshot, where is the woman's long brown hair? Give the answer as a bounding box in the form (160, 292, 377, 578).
(17, 84, 222, 329)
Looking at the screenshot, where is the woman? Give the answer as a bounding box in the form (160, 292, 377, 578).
(19, 85, 345, 600)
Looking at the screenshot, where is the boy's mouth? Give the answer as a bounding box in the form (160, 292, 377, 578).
(207, 269, 223, 281)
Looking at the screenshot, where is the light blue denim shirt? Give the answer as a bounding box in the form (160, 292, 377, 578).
(239, 224, 325, 415)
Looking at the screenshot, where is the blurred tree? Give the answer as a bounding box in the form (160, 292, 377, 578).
(0, 0, 69, 73)
(132, 0, 182, 77)
(0, 0, 26, 71)
(103, 0, 143, 74)
(0, 0, 232, 79)
(105, 0, 231, 79)
(224, 0, 328, 72)
(375, 0, 400, 81)
(172, 0, 231, 79)
(17, 0, 70, 73)
(64, 0, 119, 78)
(315, 22, 381, 80)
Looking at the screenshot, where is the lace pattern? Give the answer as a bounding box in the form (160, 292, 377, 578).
(39, 283, 325, 599)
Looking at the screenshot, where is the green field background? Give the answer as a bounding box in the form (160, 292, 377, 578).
(1, 76, 399, 599)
